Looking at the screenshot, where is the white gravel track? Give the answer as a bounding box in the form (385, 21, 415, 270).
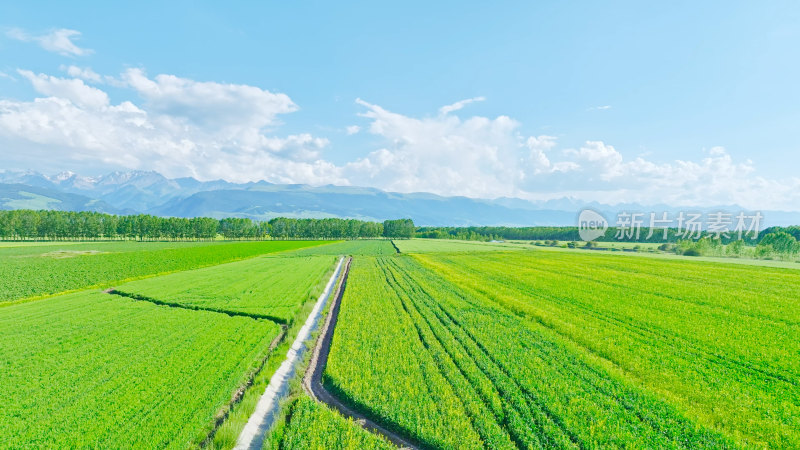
(233, 256, 344, 450)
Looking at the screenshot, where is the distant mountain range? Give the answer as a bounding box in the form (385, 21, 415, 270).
(0, 169, 798, 227)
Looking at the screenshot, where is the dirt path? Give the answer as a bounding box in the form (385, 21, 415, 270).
(302, 257, 419, 449)
(233, 257, 345, 450)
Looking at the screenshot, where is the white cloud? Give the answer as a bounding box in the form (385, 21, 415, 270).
(525, 135, 556, 173)
(0, 68, 343, 185)
(17, 70, 109, 108)
(6, 28, 92, 56)
(60, 65, 102, 83)
(0, 71, 15, 81)
(439, 96, 486, 115)
(347, 98, 522, 198)
(588, 105, 612, 111)
(121, 68, 296, 131)
(0, 69, 798, 210)
(343, 99, 800, 210)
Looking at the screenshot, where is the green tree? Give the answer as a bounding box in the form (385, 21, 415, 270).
(383, 219, 415, 239)
(759, 231, 799, 254)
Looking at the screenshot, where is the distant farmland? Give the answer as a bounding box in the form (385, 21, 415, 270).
(2, 239, 797, 448)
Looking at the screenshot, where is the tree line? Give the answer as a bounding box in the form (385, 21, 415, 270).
(3, 209, 794, 255)
(0, 210, 415, 240)
(415, 226, 763, 244)
(417, 225, 800, 258)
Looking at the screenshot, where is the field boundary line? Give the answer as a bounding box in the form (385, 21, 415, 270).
(302, 258, 419, 450)
(0, 243, 323, 309)
(233, 256, 345, 450)
(106, 289, 288, 324)
(390, 240, 401, 253)
(0, 248, 292, 308)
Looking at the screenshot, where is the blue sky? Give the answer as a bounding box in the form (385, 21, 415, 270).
(0, 1, 798, 209)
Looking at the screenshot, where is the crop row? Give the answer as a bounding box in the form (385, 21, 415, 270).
(268, 396, 394, 449)
(415, 250, 800, 447)
(324, 255, 731, 448)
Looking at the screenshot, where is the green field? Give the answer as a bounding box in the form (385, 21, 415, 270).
(268, 396, 393, 450)
(0, 241, 343, 448)
(0, 240, 327, 303)
(394, 238, 521, 253)
(4, 238, 797, 449)
(289, 239, 397, 256)
(114, 255, 336, 322)
(323, 250, 800, 448)
(0, 291, 281, 448)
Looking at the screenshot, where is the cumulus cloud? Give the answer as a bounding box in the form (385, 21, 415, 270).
(17, 70, 109, 109)
(6, 28, 92, 56)
(0, 68, 797, 210)
(0, 68, 343, 185)
(347, 98, 521, 198)
(343, 99, 800, 210)
(121, 68, 296, 131)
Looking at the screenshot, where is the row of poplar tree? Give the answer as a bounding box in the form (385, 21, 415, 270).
(0, 209, 416, 240)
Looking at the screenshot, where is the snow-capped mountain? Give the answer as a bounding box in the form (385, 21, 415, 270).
(0, 170, 246, 212)
(1, 169, 799, 227)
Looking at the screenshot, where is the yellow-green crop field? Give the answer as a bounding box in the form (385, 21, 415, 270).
(318, 249, 800, 448)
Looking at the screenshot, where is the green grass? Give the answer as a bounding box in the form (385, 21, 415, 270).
(0, 241, 120, 248)
(534, 241, 800, 269)
(0, 240, 329, 303)
(0, 240, 208, 256)
(0, 291, 281, 448)
(323, 254, 758, 448)
(413, 250, 800, 447)
(114, 255, 336, 322)
(289, 239, 397, 256)
(394, 238, 523, 253)
(266, 396, 394, 450)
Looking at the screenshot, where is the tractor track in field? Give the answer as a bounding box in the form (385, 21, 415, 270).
(302, 257, 420, 450)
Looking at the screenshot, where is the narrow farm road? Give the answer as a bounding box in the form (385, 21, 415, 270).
(233, 256, 345, 450)
(303, 257, 420, 449)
